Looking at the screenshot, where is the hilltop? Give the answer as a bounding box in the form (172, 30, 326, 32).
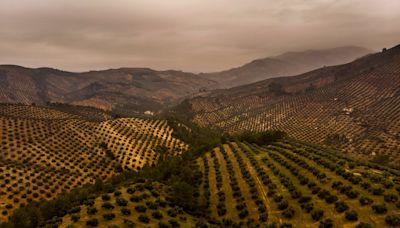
(0, 66, 217, 115)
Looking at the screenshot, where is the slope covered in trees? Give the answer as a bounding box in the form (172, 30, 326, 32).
(183, 45, 400, 167)
(198, 140, 400, 227)
(2, 127, 399, 228)
(0, 104, 187, 221)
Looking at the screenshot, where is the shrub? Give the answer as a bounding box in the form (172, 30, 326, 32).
(385, 215, 400, 226)
(325, 194, 338, 204)
(359, 196, 373, 206)
(311, 209, 324, 221)
(101, 194, 111, 201)
(121, 208, 131, 215)
(168, 219, 180, 227)
(384, 193, 398, 203)
(278, 200, 289, 210)
(71, 214, 80, 222)
(126, 187, 135, 194)
(372, 203, 387, 214)
(319, 218, 334, 228)
(235, 203, 246, 211)
(87, 207, 98, 215)
(346, 190, 359, 199)
(280, 223, 293, 228)
(130, 195, 141, 202)
(123, 219, 136, 228)
(146, 201, 158, 210)
(239, 209, 249, 219)
(259, 212, 268, 222)
(159, 221, 171, 228)
(86, 218, 99, 227)
(372, 187, 385, 195)
(68, 206, 81, 214)
(101, 202, 115, 210)
(167, 208, 177, 217)
(355, 222, 373, 228)
(301, 202, 314, 213)
(103, 213, 116, 221)
(152, 210, 163, 219)
(135, 204, 147, 213)
(217, 206, 227, 216)
(138, 214, 150, 223)
(273, 194, 283, 202)
(114, 190, 122, 196)
(282, 207, 295, 219)
(334, 201, 349, 213)
(345, 210, 358, 221)
(116, 197, 128, 206)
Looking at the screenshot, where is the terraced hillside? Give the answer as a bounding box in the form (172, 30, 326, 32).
(186, 45, 400, 167)
(197, 140, 400, 227)
(0, 104, 187, 221)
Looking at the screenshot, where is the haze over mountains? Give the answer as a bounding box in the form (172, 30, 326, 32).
(200, 46, 371, 88)
(0, 66, 217, 114)
(182, 44, 400, 167)
(0, 46, 370, 114)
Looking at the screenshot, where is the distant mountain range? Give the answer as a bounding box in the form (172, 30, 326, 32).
(200, 46, 371, 88)
(0, 46, 371, 114)
(180, 44, 400, 167)
(0, 66, 217, 115)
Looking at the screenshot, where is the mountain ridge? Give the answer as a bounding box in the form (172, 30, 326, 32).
(0, 46, 373, 114)
(181, 44, 400, 167)
(200, 46, 371, 88)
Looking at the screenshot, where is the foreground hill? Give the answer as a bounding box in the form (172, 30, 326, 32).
(58, 181, 198, 228)
(0, 66, 217, 114)
(201, 46, 370, 88)
(3, 134, 400, 227)
(183, 45, 400, 167)
(0, 104, 187, 221)
(197, 140, 400, 227)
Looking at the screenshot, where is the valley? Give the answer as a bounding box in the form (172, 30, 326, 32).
(1, 46, 399, 228)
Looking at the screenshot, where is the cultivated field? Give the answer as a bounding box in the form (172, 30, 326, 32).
(0, 104, 187, 221)
(190, 52, 400, 167)
(197, 141, 400, 227)
(58, 181, 197, 228)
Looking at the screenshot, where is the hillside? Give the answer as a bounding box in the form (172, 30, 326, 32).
(0, 66, 217, 114)
(183, 45, 400, 167)
(58, 181, 199, 228)
(200, 46, 371, 88)
(0, 104, 187, 221)
(197, 140, 400, 227)
(3, 135, 400, 227)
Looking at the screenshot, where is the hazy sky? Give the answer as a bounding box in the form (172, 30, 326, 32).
(0, 0, 399, 72)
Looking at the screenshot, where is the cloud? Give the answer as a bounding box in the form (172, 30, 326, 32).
(0, 0, 399, 72)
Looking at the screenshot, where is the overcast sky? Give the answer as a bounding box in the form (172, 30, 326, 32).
(0, 0, 399, 72)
